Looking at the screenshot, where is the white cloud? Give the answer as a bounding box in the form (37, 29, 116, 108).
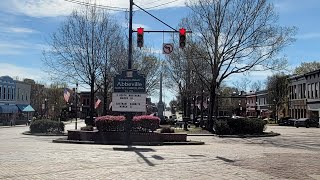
(7, 27, 38, 34)
(297, 32, 320, 40)
(141, 47, 162, 54)
(3, 0, 186, 18)
(0, 41, 49, 55)
(0, 63, 49, 82)
(132, 23, 150, 30)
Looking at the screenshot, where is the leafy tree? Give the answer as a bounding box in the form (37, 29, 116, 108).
(266, 73, 289, 122)
(294, 61, 320, 75)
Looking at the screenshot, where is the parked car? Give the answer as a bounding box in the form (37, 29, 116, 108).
(278, 117, 296, 126)
(294, 118, 320, 128)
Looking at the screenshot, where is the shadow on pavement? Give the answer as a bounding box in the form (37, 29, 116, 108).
(113, 146, 164, 167)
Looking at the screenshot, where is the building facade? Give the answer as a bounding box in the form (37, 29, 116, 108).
(246, 91, 257, 117)
(256, 90, 271, 118)
(288, 69, 320, 122)
(0, 76, 18, 116)
(0, 76, 34, 125)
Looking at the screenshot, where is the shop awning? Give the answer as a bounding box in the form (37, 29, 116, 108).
(307, 103, 320, 111)
(16, 105, 35, 112)
(0, 105, 19, 113)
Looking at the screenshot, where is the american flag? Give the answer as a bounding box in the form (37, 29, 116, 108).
(94, 97, 101, 109)
(63, 88, 70, 103)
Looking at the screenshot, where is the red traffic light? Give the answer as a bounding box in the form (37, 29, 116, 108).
(137, 27, 144, 34)
(179, 28, 186, 35)
(179, 28, 186, 48)
(137, 27, 144, 48)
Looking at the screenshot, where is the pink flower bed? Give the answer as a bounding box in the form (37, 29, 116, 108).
(95, 115, 126, 132)
(95, 115, 160, 132)
(132, 115, 160, 132)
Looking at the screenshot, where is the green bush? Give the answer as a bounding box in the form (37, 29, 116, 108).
(214, 121, 230, 135)
(160, 127, 175, 133)
(215, 118, 265, 135)
(30, 119, 64, 133)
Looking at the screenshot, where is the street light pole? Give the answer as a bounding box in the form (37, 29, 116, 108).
(45, 98, 47, 119)
(273, 99, 277, 123)
(75, 82, 78, 130)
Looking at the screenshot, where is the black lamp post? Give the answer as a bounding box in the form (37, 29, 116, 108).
(273, 99, 277, 123)
(75, 82, 78, 130)
(44, 98, 48, 119)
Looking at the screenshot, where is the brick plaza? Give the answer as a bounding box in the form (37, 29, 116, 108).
(0, 123, 320, 180)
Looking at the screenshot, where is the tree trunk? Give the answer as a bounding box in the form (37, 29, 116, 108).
(208, 82, 218, 132)
(103, 80, 108, 116)
(90, 75, 95, 125)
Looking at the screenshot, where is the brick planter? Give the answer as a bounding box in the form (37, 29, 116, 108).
(67, 130, 187, 144)
(67, 130, 97, 141)
(161, 133, 187, 142)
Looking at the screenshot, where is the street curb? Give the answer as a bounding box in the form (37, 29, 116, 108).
(53, 138, 205, 146)
(187, 134, 215, 136)
(22, 131, 67, 136)
(216, 132, 280, 138)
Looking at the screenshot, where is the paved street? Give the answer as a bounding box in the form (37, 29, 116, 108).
(0, 124, 320, 180)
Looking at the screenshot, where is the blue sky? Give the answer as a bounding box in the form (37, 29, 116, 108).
(0, 0, 320, 103)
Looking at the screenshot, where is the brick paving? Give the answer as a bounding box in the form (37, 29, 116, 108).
(0, 124, 319, 179)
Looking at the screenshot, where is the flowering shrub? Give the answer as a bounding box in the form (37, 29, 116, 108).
(95, 115, 126, 132)
(132, 115, 160, 132)
(95, 115, 160, 132)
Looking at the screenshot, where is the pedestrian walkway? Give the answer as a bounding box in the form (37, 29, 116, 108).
(0, 125, 319, 179)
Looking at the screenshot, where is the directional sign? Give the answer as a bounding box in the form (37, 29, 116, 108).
(112, 93, 146, 112)
(163, 43, 174, 54)
(113, 70, 146, 93)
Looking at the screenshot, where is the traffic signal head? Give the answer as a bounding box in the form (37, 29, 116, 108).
(179, 28, 186, 48)
(137, 27, 144, 48)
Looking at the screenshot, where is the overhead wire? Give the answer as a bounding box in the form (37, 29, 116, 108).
(64, 0, 128, 11)
(143, 0, 181, 10)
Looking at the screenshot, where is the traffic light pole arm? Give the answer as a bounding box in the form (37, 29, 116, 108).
(132, 30, 192, 33)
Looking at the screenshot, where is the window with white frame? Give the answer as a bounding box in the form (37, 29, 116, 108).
(3, 87, 6, 100)
(315, 82, 319, 98)
(8, 87, 10, 100)
(311, 83, 314, 98)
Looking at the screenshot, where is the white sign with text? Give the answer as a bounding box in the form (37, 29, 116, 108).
(112, 93, 146, 112)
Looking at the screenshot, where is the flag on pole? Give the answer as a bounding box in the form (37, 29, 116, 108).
(94, 97, 101, 109)
(108, 102, 112, 110)
(63, 88, 70, 103)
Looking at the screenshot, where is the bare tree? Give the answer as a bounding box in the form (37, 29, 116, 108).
(43, 5, 124, 121)
(232, 77, 252, 92)
(182, 0, 295, 131)
(251, 80, 264, 91)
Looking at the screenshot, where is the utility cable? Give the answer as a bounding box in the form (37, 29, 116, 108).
(64, 0, 127, 11)
(144, 0, 181, 10)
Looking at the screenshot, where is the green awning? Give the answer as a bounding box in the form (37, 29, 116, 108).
(23, 105, 35, 112)
(16, 105, 35, 112)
